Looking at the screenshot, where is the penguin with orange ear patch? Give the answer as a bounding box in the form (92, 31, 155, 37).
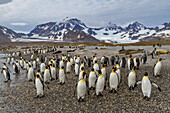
(137, 72, 161, 100)
(96, 70, 105, 97)
(128, 66, 137, 90)
(75, 72, 89, 102)
(59, 66, 66, 84)
(89, 68, 97, 90)
(109, 66, 119, 93)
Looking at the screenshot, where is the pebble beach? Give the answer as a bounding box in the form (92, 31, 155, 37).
(0, 47, 169, 112)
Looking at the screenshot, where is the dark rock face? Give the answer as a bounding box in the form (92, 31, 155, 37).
(0, 25, 21, 42)
(63, 30, 100, 43)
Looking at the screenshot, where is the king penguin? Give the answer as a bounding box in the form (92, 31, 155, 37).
(1, 68, 11, 82)
(154, 58, 164, 76)
(127, 67, 137, 90)
(28, 65, 34, 81)
(59, 66, 66, 84)
(137, 72, 161, 100)
(96, 70, 105, 96)
(141, 51, 147, 64)
(109, 66, 119, 93)
(66, 59, 72, 73)
(75, 72, 89, 102)
(74, 63, 79, 76)
(44, 66, 51, 84)
(35, 74, 44, 98)
(40, 61, 45, 74)
(13, 63, 19, 74)
(50, 64, 57, 80)
(120, 57, 126, 68)
(88, 68, 97, 90)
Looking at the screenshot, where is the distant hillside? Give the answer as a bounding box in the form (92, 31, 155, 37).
(0, 25, 21, 42)
(20, 18, 170, 43)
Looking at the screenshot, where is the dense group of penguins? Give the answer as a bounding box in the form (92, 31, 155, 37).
(1, 47, 163, 102)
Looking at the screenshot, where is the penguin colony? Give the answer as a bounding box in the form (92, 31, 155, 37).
(1, 46, 163, 102)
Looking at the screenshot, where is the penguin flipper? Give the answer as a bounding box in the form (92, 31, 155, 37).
(137, 81, 142, 85)
(74, 83, 77, 96)
(152, 83, 161, 92)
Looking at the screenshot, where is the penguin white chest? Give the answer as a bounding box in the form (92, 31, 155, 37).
(75, 64, 79, 75)
(59, 69, 65, 83)
(154, 62, 162, 76)
(44, 70, 50, 82)
(96, 76, 104, 92)
(3, 70, 7, 80)
(35, 79, 43, 95)
(128, 72, 136, 87)
(89, 72, 96, 88)
(142, 78, 151, 97)
(109, 72, 119, 89)
(77, 81, 86, 98)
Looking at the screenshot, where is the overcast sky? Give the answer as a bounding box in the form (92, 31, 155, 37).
(0, 0, 170, 33)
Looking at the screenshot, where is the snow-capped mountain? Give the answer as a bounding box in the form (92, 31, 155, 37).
(22, 18, 170, 43)
(0, 25, 21, 42)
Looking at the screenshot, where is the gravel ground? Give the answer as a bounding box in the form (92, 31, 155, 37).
(0, 48, 169, 112)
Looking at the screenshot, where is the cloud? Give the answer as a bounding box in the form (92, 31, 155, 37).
(11, 22, 27, 26)
(0, 0, 12, 5)
(0, 0, 169, 31)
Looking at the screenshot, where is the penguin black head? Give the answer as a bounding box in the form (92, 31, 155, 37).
(29, 65, 32, 67)
(91, 68, 94, 71)
(37, 69, 40, 73)
(112, 66, 117, 72)
(144, 72, 148, 76)
(61, 66, 64, 69)
(158, 58, 164, 61)
(97, 70, 102, 74)
(132, 66, 136, 70)
(36, 74, 40, 78)
(16, 61, 18, 63)
(72, 63, 75, 66)
(95, 61, 97, 63)
(81, 67, 85, 71)
(129, 55, 132, 58)
(45, 66, 48, 69)
(82, 72, 87, 78)
(116, 61, 118, 64)
(116, 55, 118, 58)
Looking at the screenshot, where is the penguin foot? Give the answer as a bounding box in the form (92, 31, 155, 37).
(40, 95, 45, 98)
(143, 96, 147, 99)
(59, 82, 63, 85)
(132, 87, 134, 90)
(92, 87, 95, 90)
(146, 97, 150, 101)
(51, 78, 54, 81)
(4, 80, 8, 83)
(45, 82, 50, 84)
(82, 99, 85, 102)
(109, 90, 113, 93)
(36, 95, 40, 98)
(78, 98, 81, 102)
(114, 90, 117, 93)
(29, 79, 32, 82)
(99, 93, 103, 96)
(134, 83, 137, 87)
(129, 87, 131, 90)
